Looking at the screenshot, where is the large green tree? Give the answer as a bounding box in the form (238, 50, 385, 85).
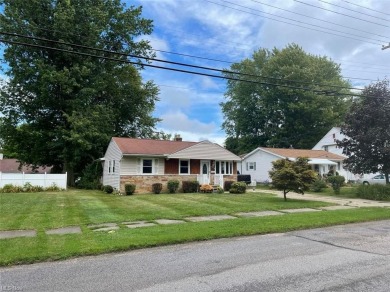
(221, 44, 351, 154)
(337, 79, 390, 184)
(0, 0, 159, 184)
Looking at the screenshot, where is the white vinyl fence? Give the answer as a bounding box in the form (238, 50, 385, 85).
(0, 172, 67, 189)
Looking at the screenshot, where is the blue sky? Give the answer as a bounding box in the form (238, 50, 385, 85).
(128, 0, 390, 145)
(1, 1, 389, 145)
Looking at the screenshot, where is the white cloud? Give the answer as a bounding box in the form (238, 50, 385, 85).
(159, 111, 217, 134)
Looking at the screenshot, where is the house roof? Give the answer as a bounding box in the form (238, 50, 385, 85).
(113, 137, 198, 155)
(111, 137, 241, 161)
(0, 158, 52, 173)
(260, 147, 346, 160)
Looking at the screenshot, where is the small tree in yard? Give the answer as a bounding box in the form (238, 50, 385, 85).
(269, 157, 317, 201)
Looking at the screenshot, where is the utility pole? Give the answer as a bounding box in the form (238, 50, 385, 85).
(382, 43, 390, 50)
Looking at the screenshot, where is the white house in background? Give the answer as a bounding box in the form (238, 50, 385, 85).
(238, 147, 346, 183)
(312, 127, 375, 181)
(102, 136, 241, 193)
(312, 127, 345, 156)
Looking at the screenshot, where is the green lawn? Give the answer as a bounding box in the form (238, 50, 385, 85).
(1, 189, 390, 266)
(0, 189, 334, 230)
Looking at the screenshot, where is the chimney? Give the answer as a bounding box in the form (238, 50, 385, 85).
(174, 134, 182, 142)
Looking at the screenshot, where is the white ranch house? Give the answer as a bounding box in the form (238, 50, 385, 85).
(102, 137, 241, 193)
(238, 147, 346, 183)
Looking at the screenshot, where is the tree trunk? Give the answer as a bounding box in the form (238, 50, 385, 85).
(283, 190, 287, 201)
(64, 161, 75, 187)
(385, 173, 389, 185)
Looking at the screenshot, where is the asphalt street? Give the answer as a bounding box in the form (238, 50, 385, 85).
(1, 220, 389, 292)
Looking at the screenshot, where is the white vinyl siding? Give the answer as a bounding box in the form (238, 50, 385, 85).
(120, 157, 164, 175)
(168, 141, 240, 161)
(102, 140, 122, 190)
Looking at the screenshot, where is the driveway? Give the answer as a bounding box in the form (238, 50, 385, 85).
(255, 189, 390, 208)
(1, 220, 389, 291)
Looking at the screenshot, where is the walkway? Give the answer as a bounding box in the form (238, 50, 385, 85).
(1, 191, 389, 240)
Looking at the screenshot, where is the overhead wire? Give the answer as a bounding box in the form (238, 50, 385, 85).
(249, 0, 390, 40)
(14, 21, 389, 78)
(0, 35, 371, 99)
(317, 0, 390, 23)
(340, 0, 390, 17)
(0, 31, 369, 92)
(210, 0, 383, 45)
(293, 0, 390, 28)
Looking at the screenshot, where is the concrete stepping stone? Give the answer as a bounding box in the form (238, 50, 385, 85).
(45, 226, 82, 235)
(185, 215, 237, 222)
(92, 226, 120, 232)
(87, 223, 119, 232)
(154, 219, 186, 225)
(280, 208, 322, 213)
(123, 221, 156, 229)
(320, 206, 357, 211)
(0, 230, 36, 239)
(235, 211, 284, 217)
(87, 223, 117, 229)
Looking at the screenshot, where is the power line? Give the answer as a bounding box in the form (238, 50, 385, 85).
(294, 0, 390, 28)
(15, 22, 390, 74)
(249, 0, 390, 40)
(340, 0, 390, 17)
(212, 0, 383, 45)
(0, 31, 368, 92)
(317, 0, 390, 23)
(0, 37, 370, 98)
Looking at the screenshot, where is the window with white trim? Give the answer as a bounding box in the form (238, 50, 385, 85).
(112, 160, 115, 173)
(108, 160, 112, 173)
(142, 159, 153, 174)
(246, 162, 256, 171)
(179, 160, 190, 174)
(215, 161, 233, 175)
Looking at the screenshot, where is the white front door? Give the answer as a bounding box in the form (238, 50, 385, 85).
(199, 160, 210, 184)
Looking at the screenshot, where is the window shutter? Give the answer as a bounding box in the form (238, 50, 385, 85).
(137, 158, 141, 174)
(254, 162, 256, 171)
(154, 159, 159, 174)
(246, 162, 248, 171)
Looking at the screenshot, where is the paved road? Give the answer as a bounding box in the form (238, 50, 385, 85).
(1, 220, 389, 292)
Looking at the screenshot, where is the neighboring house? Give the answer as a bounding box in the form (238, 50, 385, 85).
(238, 147, 346, 183)
(102, 136, 241, 193)
(312, 127, 375, 181)
(0, 153, 51, 174)
(312, 127, 345, 156)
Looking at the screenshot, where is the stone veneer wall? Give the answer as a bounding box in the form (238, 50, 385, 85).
(120, 174, 198, 194)
(120, 174, 238, 194)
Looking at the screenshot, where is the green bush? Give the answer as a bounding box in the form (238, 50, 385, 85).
(124, 184, 136, 195)
(327, 175, 345, 194)
(229, 182, 247, 194)
(152, 183, 163, 194)
(103, 185, 114, 194)
(0, 184, 23, 193)
(356, 184, 390, 201)
(216, 186, 224, 194)
(224, 181, 234, 192)
(310, 179, 328, 192)
(167, 180, 180, 193)
(45, 183, 62, 192)
(182, 181, 199, 193)
(76, 161, 103, 190)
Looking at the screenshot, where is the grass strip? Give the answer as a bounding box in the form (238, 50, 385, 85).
(1, 207, 389, 266)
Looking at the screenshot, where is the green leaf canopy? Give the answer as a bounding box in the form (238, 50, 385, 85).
(0, 0, 160, 184)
